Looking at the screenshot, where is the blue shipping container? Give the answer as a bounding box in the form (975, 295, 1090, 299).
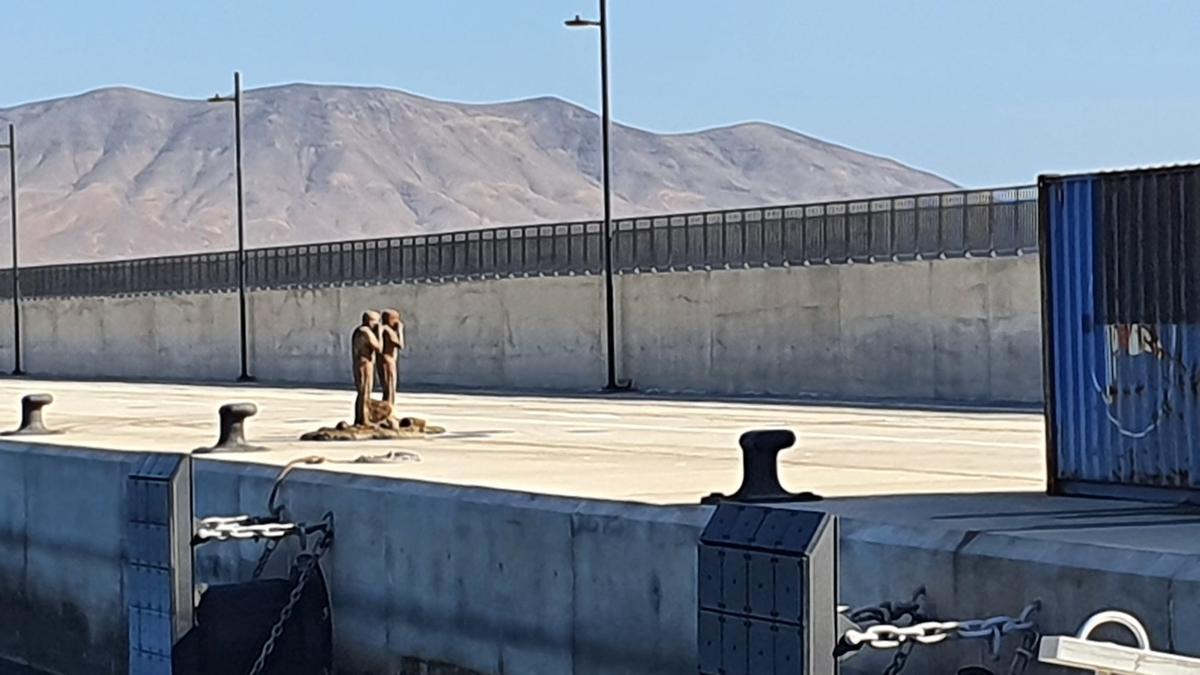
(1041, 165, 1200, 501)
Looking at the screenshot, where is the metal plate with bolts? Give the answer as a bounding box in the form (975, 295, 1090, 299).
(126, 453, 194, 675)
(699, 502, 838, 675)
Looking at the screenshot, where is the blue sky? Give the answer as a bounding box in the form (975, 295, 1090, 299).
(0, 0, 1197, 187)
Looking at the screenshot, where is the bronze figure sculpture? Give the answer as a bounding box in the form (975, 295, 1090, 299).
(300, 308, 441, 442)
(351, 310, 383, 427)
(376, 308, 405, 409)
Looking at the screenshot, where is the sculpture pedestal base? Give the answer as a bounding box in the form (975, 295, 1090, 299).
(300, 416, 445, 442)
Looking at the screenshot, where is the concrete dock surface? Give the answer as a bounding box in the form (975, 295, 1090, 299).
(11, 379, 1200, 675)
(0, 378, 1044, 503)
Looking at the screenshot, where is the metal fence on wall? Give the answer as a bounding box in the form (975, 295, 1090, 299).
(13, 185, 1038, 299)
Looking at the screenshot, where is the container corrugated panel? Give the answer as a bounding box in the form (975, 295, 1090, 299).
(1042, 164, 1200, 501)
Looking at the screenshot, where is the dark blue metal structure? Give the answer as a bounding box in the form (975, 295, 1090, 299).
(699, 504, 838, 675)
(1041, 164, 1200, 501)
(127, 453, 194, 674)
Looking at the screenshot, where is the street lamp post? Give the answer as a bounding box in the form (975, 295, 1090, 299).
(566, 0, 630, 391)
(209, 72, 253, 382)
(0, 124, 21, 376)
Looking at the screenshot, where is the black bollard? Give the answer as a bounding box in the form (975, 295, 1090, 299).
(700, 429, 821, 504)
(194, 402, 266, 453)
(2, 393, 62, 436)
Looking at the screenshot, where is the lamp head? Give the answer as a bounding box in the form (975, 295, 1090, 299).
(565, 14, 600, 28)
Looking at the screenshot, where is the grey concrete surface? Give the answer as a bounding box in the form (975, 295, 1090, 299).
(618, 256, 1042, 402)
(4, 426, 1199, 675)
(0, 376, 1053, 674)
(0, 444, 136, 674)
(0, 378, 1045, 502)
(247, 277, 607, 389)
(7, 256, 1044, 403)
(0, 378, 1045, 673)
(0, 376, 1194, 675)
(193, 463, 709, 675)
(818, 493, 1200, 674)
(219, 470, 1192, 675)
(19, 293, 241, 381)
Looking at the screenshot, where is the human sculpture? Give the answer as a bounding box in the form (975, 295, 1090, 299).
(299, 309, 441, 442)
(351, 310, 383, 427)
(376, 308, 405, 409)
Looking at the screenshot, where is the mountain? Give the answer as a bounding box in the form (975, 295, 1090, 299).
(0, 85, 956, 265)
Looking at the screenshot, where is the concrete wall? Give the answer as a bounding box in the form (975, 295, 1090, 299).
(246, 276, 606, 389)
(826, 495, 1200, 674)
(0, 441, 705, 675)
(0, 300, 15, 375)
(10, 257, 1043, 403)
(194, 462, 704, 675)
(6, 442, 1200, 675)
(0, 442, 136, 674)
(618, 256, 1042, 402)
(18, 293, 240, 380)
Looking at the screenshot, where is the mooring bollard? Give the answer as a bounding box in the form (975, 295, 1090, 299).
(2, 393, 61, 436)
(194, 402, 266, 453)
(701, 428, 821, 504)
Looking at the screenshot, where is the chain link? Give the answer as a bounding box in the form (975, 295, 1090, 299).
(846, 586, 928, 627)
(194, 460, 341, 672)
(882, 641, 914, 675)
(842, 602, 1040, 651)
(195, 516, 299, 542)
(843, 620, 962, 650)
(247, 512, 334, 675)
(957, 601, 1039, 657)
(197, 512, 323, 580)
(1006, 626, 1040, 675)
(836, 599, 1041, 675)
(252, 535, 283, 580)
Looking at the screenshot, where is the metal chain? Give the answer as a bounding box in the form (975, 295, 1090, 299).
(882, 641, 914, 675)
(195, 516, 299, 542)
(843, 620, 963, 650)
(846, 586, 928, 627)
(968, 601, 1040, 661)
(1005, 605, 1041, 675)
(251, 510, 325, 580)
(835, 587, 927, 661)
(247, 512, 335, 675)
(252, 535, 283, 580)
(843, 602, 1040, 652)
(958, 601, 1040, 659)
(836, 600, 1040, 675)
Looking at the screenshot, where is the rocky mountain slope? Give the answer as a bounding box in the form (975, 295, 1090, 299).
(0, 84, 955, 264)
